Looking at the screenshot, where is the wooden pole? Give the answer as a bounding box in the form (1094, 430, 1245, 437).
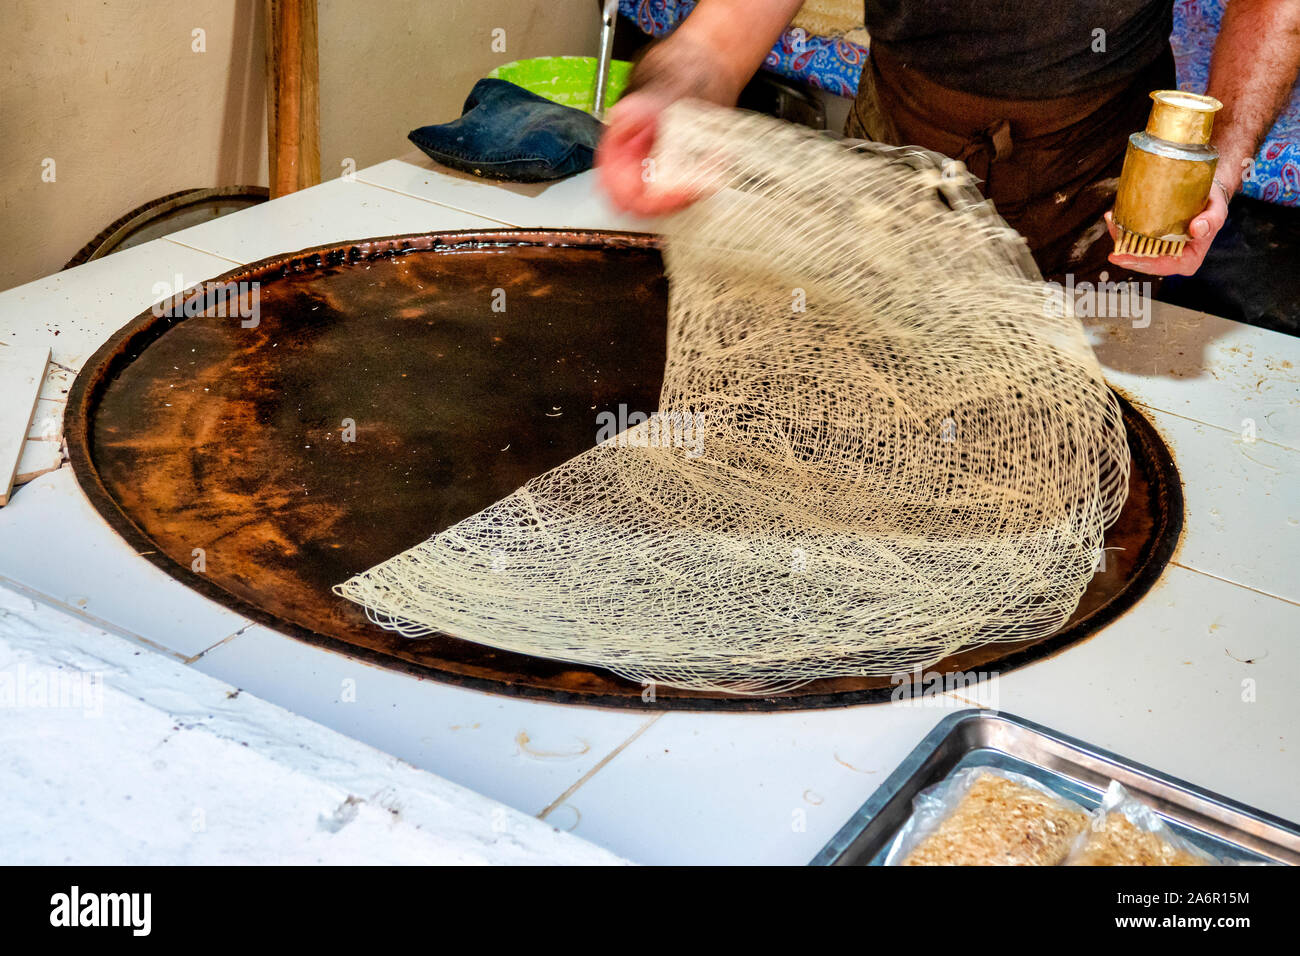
(265, 0, 321, 197)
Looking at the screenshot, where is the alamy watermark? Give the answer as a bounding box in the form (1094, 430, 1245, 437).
(1043, 271, 1151, 328)
(50, 886, 150, 936)
(890, 665, 999, 708)
(0, 663, 103, 717)
(596, 404, 703, 458)
(152, 275, 261, 328)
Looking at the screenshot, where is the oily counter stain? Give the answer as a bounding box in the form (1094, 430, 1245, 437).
(66, 230, 1181, 711)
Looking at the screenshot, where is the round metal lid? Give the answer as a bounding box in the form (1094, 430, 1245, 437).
(65, 229, 1182, 710)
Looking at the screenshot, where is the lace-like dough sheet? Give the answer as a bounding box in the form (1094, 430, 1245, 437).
(336, 101, 1130, 694)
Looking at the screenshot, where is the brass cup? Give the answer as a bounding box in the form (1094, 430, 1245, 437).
(1146, 90, 1222, 145)
(1113, 90, 1222, 256)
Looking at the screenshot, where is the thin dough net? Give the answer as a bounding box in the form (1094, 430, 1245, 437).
(335, 101, 1130, 694)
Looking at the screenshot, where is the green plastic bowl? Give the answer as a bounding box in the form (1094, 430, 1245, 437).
(486, 56, 633, 113)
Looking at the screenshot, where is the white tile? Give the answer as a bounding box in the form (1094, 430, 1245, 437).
(26, 398, 64, 441)
(14, 439, 61, 484)
(1145, 407, 1300, 602)
(1087, 301, 1300, 450)
(0, 584, 625, 865)
(37, 364, 74, 407)
(166, 178, 500, 264)
(0, 467, 249, 657)
(0, 239, 239, 375)
(963, 565, 1300, 825)
(0, 346, 47, 505)
(18, 396, 72, 486)
(356, 158, 654, 233)
(555, 699, 950, 865)
(189, 622, 651, 818)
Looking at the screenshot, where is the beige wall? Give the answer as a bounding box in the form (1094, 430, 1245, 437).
(318, 0, 601, 178)
(1, 1, 602, 292)
(0, 0, 268, 291)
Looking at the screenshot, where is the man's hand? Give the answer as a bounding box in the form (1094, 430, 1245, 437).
(1112, 0, 1300, 276)
(596, 0, 804, 215)
(1104, 182, 1230, 276)
(597, 70, 718, 216)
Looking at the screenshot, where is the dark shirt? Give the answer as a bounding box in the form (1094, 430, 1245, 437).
(865, 0, 1174, 99)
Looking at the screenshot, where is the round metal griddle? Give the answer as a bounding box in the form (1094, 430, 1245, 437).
(65, 230, 1183, 711)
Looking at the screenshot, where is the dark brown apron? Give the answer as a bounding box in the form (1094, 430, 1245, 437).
(847, 42, 1177, 283)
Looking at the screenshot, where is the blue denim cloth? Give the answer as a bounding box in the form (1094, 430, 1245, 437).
(408, 79, 603, 182)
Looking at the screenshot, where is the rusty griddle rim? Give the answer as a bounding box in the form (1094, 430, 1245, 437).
(64, 228, 1183, 712)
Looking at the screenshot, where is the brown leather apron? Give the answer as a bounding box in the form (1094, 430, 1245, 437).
(846, 42, 1177, 283)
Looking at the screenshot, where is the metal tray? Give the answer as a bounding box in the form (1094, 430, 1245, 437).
(812, 709, 1300, 865)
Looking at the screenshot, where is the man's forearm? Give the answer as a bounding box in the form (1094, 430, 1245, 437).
(1206, 0, 1300, 195)
(627, 0, 805, 105)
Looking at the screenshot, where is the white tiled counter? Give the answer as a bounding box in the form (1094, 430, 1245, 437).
(1, 156, 1296, 865)
(0, 585, 626, 865)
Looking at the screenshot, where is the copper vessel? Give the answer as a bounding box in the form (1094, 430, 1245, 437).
(1112, 90, 1222, 258)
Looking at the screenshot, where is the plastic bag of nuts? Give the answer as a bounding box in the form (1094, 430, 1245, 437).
(885, 767, 1090, 866)
(1065, 781, 1221, 866)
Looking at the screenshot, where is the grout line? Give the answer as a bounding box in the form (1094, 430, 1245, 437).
(1170, 561, 1300, 608)
(159, 237, 247, 266)
(352, 176, 523, 228)
(536, 713, 664, 821)
(0, 574, 191, 662)
(1133, 401, 1300, 454)
(183, 622, 256, 664)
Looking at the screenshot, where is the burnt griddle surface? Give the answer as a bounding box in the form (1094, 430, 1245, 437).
(65, 230, 1182, 710)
